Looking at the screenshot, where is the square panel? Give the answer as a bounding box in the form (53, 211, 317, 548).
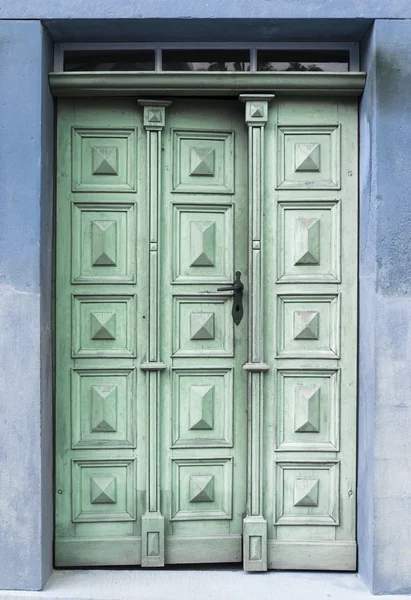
(171, 458, 232, 520)
(277, 294, 340, 359)
(277, 125, 340, 190)
(72, 128, 136, 192)
(172, 130, 234, 194)
(71, 368, 135, 449)
(275, 461, 340, 525)
(172, 204, 233, 284)
(277, 200, 341, 283)
(72, 202, 136, 284)
(72, 294, 136, 358)
(72, 459, 136, 522)
(173, 296, 233, 357)
(276, 369, 340, 451)
(172, 368, 233, 448)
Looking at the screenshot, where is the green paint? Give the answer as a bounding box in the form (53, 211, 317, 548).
(55, 92, 357, 571)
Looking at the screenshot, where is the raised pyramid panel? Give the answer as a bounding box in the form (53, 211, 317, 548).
(190, 147, 215, 177)
(90, 476, 117, 504)
(295, 143, 321, 172)
(190, 220, 216, 267)
(293, 478, 319, 507)
(189, 384, 214, 431)
(293, 311, 319, 340)
(90, 311, 117, 340)
(189, 474, 215, 502)
(92, 146, 118, 175)
(294, 384, 321, 433)
(92, 219, 117, 267)
(91, 384, 118, 433)
(294, 217, 320, 266)
(190, 312, 215, 340)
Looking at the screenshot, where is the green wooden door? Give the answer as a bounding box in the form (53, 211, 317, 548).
(55, 94, 357, 571)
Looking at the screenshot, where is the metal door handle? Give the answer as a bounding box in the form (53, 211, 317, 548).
(217, 271, 244, 326)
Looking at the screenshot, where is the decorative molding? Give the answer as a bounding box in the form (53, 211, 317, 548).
(50, 72, 366, 97)
(138, 99, 171, 567)
(239, 94, 273, 572)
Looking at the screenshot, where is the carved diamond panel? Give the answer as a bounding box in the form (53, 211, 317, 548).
(277, 295, 340, 359)
(277, 125, 340, 189)
(172, 368, 233, 447)
(171, 458, 232, 520)
(276, 370, 339, 451)
(72, 459, 136, 522)
(172, 130, 234, 194)
(277, 200, 341, 283)
(172, 204, 233, 284)
(275, 461, 339, 525)
(173, 296, 233, 357)
(72, 128, 136, 192)
(72, 202, 136, 284)
(72, 295, 136, 358)
(71, 368, 135, 449)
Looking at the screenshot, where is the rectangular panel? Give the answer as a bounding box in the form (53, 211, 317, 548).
(277, 125, 341, 190)
(72, 127, 137, 192)
(72, 294, 136, 358)
(276, 369, 339, 451)
(275, 461, 340, 526)
(72, 459, 136, 522)
(71, 368, 135, 449)
(172, 295, 233, 357)
(172, 129, 234, 194)
(172, 368, 233, 448)
(277, 200, 341, 283)
(172, 203, 233, 284)
(277, 294, 340, 359)
(171, 458, 233, 521)
(72, 202, 136, 284)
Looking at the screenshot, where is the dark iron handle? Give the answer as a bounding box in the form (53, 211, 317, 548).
(217, 271, 244, 293)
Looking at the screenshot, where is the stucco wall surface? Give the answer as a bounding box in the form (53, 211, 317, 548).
(0, 0, 411, 20)
(0, 20, 53, 591)
(359, 19, 411, 595)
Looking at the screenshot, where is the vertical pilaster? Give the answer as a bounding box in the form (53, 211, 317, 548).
(138, 100, 171, 567)
(240, 94, 274, 572)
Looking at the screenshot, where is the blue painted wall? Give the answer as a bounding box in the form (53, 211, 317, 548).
(1, 6, 411, 595)
(0, 0, 410, 19)
(0, 20, 53, 591)
(359, 20, 411, 595)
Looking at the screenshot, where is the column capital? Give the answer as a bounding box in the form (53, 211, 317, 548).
(239, 94, 274, 125)
(138, 99, 172, 129)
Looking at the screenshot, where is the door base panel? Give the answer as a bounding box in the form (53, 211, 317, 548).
(55, 538, 142, 567)
(165, 536, 242, 564)
(267, 541, 357, 571)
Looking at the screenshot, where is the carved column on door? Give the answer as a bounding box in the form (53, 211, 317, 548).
(139, 100, 171, 567)
(240, 94, 274, 572)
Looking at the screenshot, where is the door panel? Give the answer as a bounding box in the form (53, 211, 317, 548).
(161, 100, 248, 564)
(263, 97, 358, 570)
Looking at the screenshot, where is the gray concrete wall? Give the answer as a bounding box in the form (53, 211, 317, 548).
(0, 20, 54, 591)
(358, 20, 411, 595)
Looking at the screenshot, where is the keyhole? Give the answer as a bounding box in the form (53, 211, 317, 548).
(236, 305, 240, 312)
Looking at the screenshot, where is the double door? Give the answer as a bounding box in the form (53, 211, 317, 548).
(55, 95, 357, 571)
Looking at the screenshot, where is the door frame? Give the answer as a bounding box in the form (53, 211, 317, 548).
(51, 71, 365, 571)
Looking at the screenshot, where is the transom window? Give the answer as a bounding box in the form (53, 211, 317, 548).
(57, 43, 357, 72)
